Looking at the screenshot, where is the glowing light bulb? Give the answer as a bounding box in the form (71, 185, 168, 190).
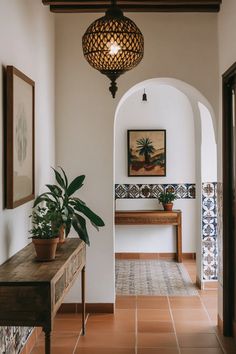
(107, 39, 121, 56)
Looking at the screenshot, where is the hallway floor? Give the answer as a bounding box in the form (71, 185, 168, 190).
(31, 260, 236, 354)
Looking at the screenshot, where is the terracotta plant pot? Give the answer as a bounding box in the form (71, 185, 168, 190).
(32, 238, 59, 261)
(163, 203, 173, 211)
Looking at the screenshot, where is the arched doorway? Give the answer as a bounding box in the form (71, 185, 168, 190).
(113, 78, 217, 290)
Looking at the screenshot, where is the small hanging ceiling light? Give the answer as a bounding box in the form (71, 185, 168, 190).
(82, 0, 144, 98)
(142, 89, 147, 101)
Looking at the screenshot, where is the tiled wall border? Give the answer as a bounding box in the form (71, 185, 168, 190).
(202, 183, 218, 281)
(115, 183, 196, 199)
(217, 182, 223, 285)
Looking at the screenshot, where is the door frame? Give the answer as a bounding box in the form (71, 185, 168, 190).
(222, 62, 236, 336)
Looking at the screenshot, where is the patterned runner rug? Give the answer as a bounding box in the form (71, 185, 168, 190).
(115, 260, 198, 296)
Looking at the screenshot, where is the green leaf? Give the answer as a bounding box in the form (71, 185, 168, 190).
(46, 184, 62, 197)
(74, 202, 105, 227)
(52, 167, 65, 189)
(33, 193, 54, 207)
(65, 220, 71, 237)
(70, 197, 86, 205)
(59, 166, 68, 189)
(67, 175, 85, 197)
(72, 214, 90, 245)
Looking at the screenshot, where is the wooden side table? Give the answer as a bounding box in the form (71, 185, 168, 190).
(0, 238, 86, 354)
(115, 210, 182, 262)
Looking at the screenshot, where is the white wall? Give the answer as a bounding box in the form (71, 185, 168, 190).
(199, 102, 217, 183)
(115, 83, 197, 253)
(0, 0, 55, 264)
(217, 0, 236, 322)
(55, 12, 218, 303)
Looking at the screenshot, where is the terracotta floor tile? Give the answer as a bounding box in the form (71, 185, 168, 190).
(184, 266, 196, 272)
(31, 332, 80, 354)
(178, 333, 220, 348)
(201, 296, 218, 309)
(20, 347, 27, 354)
(138, 320, 174, 333)
(174, 321, 216, 334)
(214, 329, 236, 353)
(207, 310, 218, 323)
(116, 296, 136, 309)
(169, 296, 202, 309)
(53, 318, 85, 332)
(24, 329, 37, 353)
(190, 276, 196, 283)
(77, 332, 135, 348)
(75, 348, 135, 354)
(137, 349, 179, 354)
(86, 318, 135, 333)
(138, 309, 171, 321)
(180, 349, 223, 354)
(29, 260, 234, 354)
(198, 290, 217, 297)
(90, 309, 135, 322)
(137, 296, 169, 309)
(172, 309, 210, 322)
(138, 333, 177, 347)
(56, 313, 82, 319)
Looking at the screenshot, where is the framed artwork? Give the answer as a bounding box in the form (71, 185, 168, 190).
(128, 129, 166, 177)
(6, 66, 35, 209)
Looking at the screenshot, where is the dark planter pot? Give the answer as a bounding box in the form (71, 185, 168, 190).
(163, 203, 173, 211)
(32, 238, 59, 261)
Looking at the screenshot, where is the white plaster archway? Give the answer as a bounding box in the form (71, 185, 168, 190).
(114, 78, 217, 286)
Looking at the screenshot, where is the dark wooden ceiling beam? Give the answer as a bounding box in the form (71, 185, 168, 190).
(42, 0, 222, 13)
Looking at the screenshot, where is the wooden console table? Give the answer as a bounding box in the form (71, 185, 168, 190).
(0, 238, 86, 354)
(115, 210, 182, 262)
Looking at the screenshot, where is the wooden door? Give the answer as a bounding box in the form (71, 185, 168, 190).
(222, 63, 236, 336)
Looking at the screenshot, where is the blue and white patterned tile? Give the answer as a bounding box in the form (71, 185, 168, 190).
(202, 197, 215, 211)
(127, 184, 140, 198)
(202, 183, 215, 198)
(217, 182, 223, 285)
(164, 184, 176, 194)
(150, 184, 164, 198)
(203, 223, 216, 237)
(140, 184, 151, 198)
(115, 183, 196, 200)
(202, 182, 218, 280)
(202, 239, 218, 280)
(115, 184, 128, 199)
(176, 184, 188, 199)
(187, 184, 196, 198)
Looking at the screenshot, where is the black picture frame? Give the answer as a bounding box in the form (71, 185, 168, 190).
(127, 129, 166, 177)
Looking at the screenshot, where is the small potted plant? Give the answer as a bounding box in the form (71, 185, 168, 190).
(157, 191, 177, 211)
(33, 167, 105, 245)
(29, 206, 60, 261)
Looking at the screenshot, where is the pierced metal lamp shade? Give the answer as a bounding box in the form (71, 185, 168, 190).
(82, 5, 144, 98)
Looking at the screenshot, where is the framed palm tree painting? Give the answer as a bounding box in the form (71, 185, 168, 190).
(128, 130, 166, 176)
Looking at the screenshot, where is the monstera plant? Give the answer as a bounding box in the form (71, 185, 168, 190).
(33, 167, 105, 245)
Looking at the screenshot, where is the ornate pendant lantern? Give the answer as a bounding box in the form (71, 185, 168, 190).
(82, 0, 144, 98)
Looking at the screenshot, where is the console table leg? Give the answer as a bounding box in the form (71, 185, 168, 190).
(176, 222, 182, 263)
(81, 265, 86, 335)
(43, 328, 51, 354)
